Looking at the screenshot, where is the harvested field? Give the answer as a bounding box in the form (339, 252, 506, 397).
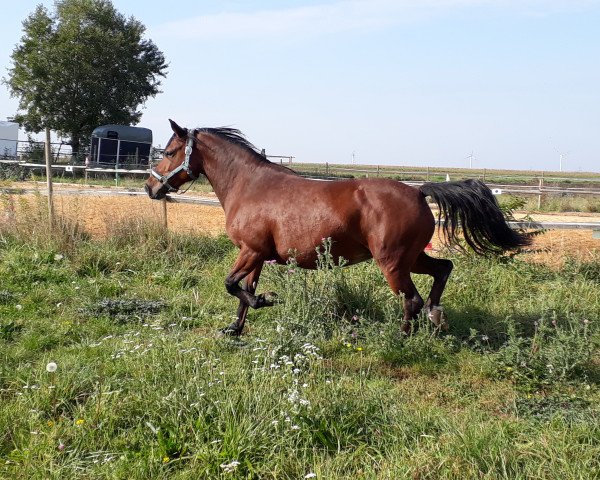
(2, 184, 599, 267)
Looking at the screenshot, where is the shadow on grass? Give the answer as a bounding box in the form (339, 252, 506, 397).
(444, 305, 537, 351)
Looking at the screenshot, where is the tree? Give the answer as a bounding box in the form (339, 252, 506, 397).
(3, 0, 167, 155)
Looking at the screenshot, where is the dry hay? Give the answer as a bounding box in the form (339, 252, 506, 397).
(2, 187, 599, 268)
(523, 230, 600, 267)
(1, 191, 226, 237)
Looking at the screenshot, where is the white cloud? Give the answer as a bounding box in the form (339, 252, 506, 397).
(149, 0, 599, 41)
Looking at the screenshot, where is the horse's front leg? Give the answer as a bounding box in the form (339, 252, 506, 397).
(221, 249, 277, 335)
(221, 265, 263, 336)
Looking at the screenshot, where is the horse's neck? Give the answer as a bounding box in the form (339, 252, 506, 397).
(200, 136, 280, 211)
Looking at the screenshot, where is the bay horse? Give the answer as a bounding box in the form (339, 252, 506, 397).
(145, 120, 530, 335)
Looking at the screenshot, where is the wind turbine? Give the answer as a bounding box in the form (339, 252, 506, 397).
(555, 149, 569, 172)
(467, 150, 475, 169)
(550, 138, 569, 172)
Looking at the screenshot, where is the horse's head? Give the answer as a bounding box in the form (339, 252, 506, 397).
(145, 119, 203, 199)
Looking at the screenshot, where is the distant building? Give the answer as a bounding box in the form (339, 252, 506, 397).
(0, 121, 19, 158)
(90, 125, 152, 165)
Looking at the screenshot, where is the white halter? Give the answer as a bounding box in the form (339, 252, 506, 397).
(150, 129, 198, 192)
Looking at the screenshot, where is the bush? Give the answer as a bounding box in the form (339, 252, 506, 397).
(0, 163, 29, 181)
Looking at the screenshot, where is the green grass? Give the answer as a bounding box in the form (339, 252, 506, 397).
(1, 209, 600, 478)
(291, 162, 600, 185)
(521, 195, 600, 213)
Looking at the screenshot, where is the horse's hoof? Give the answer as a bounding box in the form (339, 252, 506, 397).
(257, 292, 278, 307)
(400, 321, 414, 335)
(220, 325, 242, 336)
(428, 306, 448, 332)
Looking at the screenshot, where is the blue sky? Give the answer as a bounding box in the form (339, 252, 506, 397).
(1, 0, 599, 171)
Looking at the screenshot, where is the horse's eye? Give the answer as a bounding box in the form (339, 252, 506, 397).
(165, 150, 175, 158)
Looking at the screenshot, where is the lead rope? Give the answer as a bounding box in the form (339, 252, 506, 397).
(178, 177, 198, 194)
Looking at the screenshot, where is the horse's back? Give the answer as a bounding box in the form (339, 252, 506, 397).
(348, 178, 435, 245)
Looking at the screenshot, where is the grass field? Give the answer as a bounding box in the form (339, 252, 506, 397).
(290, 162, 600, 187)
(1, 202, 600, 479)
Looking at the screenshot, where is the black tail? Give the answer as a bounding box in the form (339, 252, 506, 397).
(419, 179, 531, 255)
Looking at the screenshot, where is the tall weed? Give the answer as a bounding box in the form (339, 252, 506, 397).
(262, 239, 391, 349)
(0, 193, 88, 253)
(490, 314, 597, 392)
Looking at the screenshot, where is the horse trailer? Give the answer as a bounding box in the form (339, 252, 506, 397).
(90, 125, 152, 166)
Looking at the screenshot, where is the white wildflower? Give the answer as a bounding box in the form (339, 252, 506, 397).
(220, 460, 240, 473)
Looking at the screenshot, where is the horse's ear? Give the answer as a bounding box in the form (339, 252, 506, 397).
(169, 119, 187, 138)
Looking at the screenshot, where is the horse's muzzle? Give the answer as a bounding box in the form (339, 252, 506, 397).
(145, 182, 167, 200)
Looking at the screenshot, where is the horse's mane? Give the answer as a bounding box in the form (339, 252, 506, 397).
(198, 127, 258, 155)
(198, 127, 297, 174)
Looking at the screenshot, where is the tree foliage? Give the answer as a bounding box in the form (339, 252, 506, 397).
(3, 0, 167, 154)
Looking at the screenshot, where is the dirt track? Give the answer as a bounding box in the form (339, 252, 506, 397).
(2, 183, 599, 266)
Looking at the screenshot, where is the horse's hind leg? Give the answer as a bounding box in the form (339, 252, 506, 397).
(411, 252, 453, 330)
(378, 263, 424, 333)
(221, 266, 262, 336)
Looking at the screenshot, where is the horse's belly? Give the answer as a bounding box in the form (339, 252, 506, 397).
(277, 241, 371, 269)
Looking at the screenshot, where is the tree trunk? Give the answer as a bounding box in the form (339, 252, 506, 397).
(70, 134, 80, 158)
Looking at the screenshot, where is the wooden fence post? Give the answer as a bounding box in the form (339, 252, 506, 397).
(44, 127, 54, 229)
(161, 198, 168, 229)
(115, 155, 120, 187)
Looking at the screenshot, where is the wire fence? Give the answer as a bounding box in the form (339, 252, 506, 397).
(0, 138, 163, 170)
(3, 158, 600, 202)
(3, 140, 600, 185)
(292, 163, 600, 188)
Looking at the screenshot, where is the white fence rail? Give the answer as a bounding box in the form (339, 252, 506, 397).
(2, 186, 599, 234)
(3, 159, 600, 198)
